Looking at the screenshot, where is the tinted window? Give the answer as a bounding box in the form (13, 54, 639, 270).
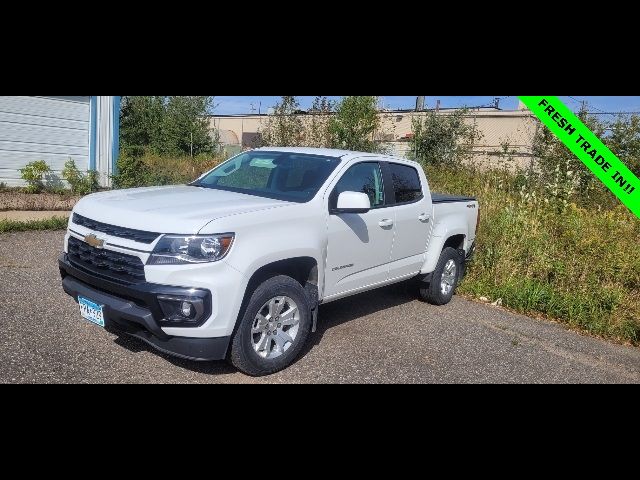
(390, 163, 422, 203)
(195, 151, 340, 203)
(331, 162, 384, 209)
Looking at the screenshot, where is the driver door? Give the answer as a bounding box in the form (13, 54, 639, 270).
(323, 161, 395, 300)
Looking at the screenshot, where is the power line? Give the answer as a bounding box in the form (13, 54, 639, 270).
(566, 96, 640, 115)
(566, 96, 583, 106)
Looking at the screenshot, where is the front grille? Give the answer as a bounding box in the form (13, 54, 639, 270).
(72, 213, 160, 244)
(67, 236, 146, 284)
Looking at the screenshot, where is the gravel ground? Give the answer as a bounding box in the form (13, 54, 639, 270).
(1, 230, 638, 384)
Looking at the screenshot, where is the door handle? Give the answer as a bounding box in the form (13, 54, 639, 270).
(418, 213, 430, 222)
(378, 219, 394, 228)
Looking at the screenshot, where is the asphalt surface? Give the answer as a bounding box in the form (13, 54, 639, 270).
(1, 230, 639, 384)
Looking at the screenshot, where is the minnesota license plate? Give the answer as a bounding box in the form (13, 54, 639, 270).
(78, 296, 105, 327)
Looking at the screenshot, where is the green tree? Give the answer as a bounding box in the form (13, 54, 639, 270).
(532, 107, 608, 203)
(306, 96, 335, 148)
(329, 96, 380, 152)
(261, 96, 304, 147)
(120, 96, 216, 156)
(409, 108, 481, 166)
(606, 114, 640, 176)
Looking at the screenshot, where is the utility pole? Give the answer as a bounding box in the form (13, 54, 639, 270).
(579, 99, 587, 119)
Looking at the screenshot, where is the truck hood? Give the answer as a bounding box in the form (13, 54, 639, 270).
(73, 185, 292, 235)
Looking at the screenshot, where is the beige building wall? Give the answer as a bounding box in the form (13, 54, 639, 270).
(209, 108, 538, 169)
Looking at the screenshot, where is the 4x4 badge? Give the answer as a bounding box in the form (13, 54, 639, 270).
(84, 234, 105, 249)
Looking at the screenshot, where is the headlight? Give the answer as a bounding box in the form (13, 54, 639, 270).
(147, 234, 234, 265)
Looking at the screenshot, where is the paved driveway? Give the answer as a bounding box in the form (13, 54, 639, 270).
(1, 231, 638, 383)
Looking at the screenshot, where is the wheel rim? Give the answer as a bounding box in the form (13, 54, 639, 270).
(440, 259, 457, 296)
(251, 296, 300, 359)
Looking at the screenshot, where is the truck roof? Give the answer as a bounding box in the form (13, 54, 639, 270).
(252, 147, 421, 166)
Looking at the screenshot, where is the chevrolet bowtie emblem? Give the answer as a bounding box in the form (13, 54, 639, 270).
(84, 234, 105, 249)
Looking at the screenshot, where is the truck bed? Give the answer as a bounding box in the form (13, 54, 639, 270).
(432, 193, 477, 204)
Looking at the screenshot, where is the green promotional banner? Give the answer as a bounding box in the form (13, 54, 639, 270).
(519, 96, 640, 219)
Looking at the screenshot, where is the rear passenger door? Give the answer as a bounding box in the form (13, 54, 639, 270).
(384, 162, 432, 279)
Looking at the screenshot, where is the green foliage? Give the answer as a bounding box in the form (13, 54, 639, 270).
(306, 96, 336, 148)
(0, 182, 7, 191)
(328, 96, 381, 152)
(427, 164, 640, 344)
(111, 156, 151, 189)
(409, 109, 482, 166)
(0, 216, 68, 233)
(261, 96, 305, 147)
(607, 114, 640, 176)
(20, 160, 51, 193)
(260, 96, 383, 153)
(532, 108, 608, 207)
(531, 110, 640, 212)
(62, 159, 99, 195)
(112, 153, 225, 189)
(120, 96, 216, 157)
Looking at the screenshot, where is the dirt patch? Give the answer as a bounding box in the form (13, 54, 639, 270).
(0, 211, 71, 221)
(0, 192, 80, 211)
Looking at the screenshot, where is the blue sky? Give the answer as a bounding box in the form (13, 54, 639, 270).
(214, 96, 640, 115)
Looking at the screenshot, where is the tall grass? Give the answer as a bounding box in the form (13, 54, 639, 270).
(426, 165, 640, 344)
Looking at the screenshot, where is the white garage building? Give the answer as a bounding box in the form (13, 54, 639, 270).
(0, 96, 120, 187)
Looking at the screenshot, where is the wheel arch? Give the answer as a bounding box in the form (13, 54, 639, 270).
(232, 256, 319, 338)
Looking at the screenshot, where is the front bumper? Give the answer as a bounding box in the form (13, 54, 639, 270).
(59, 254, 230, 361)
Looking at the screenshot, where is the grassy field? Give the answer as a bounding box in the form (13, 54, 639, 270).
(426, 165, 640, 344)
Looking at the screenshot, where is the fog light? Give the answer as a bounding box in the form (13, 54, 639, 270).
(181, 301, 193, 318)
(157, 295, 207, 327)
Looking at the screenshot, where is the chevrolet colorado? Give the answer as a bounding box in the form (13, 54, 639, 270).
(59, 147, 479, 376)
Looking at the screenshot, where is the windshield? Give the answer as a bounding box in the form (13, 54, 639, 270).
(193, 151, 341, 203)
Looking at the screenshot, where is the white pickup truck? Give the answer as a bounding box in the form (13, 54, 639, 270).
(59, 147, 479, 375)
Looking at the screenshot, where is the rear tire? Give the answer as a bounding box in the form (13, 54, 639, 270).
(230, 275, 311, 376)
(419, 247, 461, 306)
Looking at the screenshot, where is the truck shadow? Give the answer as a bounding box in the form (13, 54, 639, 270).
(112, 279, 420, 376)
(300, 280, 418, 357)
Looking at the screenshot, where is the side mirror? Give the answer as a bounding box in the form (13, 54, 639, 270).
(335, 191, 371, 214)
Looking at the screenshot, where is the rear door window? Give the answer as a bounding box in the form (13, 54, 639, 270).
(389, 163, 423, 204)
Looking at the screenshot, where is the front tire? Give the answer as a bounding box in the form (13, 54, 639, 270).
(230, 275, 311, 376)
(419, 247, 461, 305)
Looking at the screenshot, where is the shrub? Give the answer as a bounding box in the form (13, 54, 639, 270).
(112, 155, 150, 189)
(20, 160, 51, 193)
(409, 109, 482, 166)
(112, 152, 225, 189)
(62, 159, 99, 195)
(0, 216, 68, 233)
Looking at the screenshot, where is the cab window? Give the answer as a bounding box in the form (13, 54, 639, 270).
(330, 162, 385, 210)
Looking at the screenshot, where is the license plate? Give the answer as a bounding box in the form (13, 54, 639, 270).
(78, 296, 105, 327)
